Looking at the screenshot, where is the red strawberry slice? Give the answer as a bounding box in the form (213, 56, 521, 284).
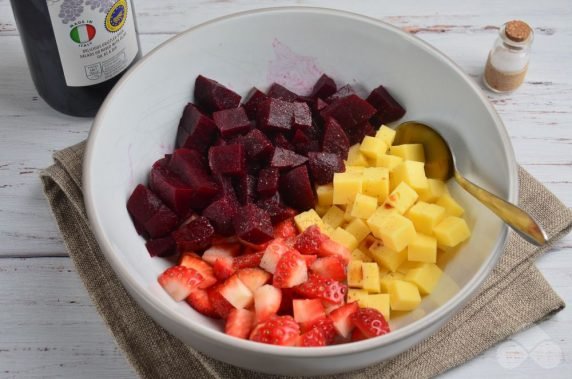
(351, 328, 368, 342)
(219, 274, 254, 309)
(212, 256, 235, 281)
(233, 251, 264, 270)
(303, 316, 337, 344)
(237, 268, 272, 292)
(329, 302, 359, 338)
(179, 253, 217, 288)
(301, 254, 318, 267)
(296, 327, 327, 347)
(202, 243, 241, 265)
(273, 219, 297, 239)
(158, 266, 204, 302)
(273, 250, 308, 288)
(254, 284, 282, 323)
(310, 256, 346, 281)
(293, 299, 326, 325)
(294, 274, 347, 304)
(277, 287, 296, 315)
(294, 225, 327, 255)
(225, 308, 255, 339)
(318, 239, 351, 264)
(259, 239, 289, 273)
(186, 289, 219, 319)
(350, 308, 390, 338)
(322, 301, 343, 314)
(208, 284, 234, 319)
(249, 315, 300, 346)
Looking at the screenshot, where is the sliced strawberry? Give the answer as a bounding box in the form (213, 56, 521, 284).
(233, 251, 264, 270)
(294, 274, 347, 304)
(219, 274, 254, 309)
(303, 316, 337, 344)
(273, 250, 308, 288)
(259, 239, 289, 274)
(212, 256, 235, 281)
(278, 287, 296, 315)
(302, 254, 318, 267)
(322, 301, 343, 314)
(179, 253, 217, 288)
(296, 327, 327, 347)
(350, 308, 390, 338)
(186, 289, 219, 318)
(249, 315, 300, 346)
(294, 225, 327, 255)
(208, 284, 234, 319)
(318, 239, 351, 264)
(202, 243, 241, 265)
(351, 328, 368, 342)
(310, 256, 346, 281)
(293, 299, 326, 325)
(273, 218, 297, 239)
(237, 268, 271, 292)
(328, 302, 359, 338)
(158, 266, 204, 301)
(254, 284, 282, 323)
(225, 308, 255, 339)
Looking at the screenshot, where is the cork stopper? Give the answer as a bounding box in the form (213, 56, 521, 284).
(505, 20, 531, 42)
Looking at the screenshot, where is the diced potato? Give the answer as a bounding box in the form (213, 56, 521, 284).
(379, 272, 405, 293)
(374, 213, 416, 252)
(315, 204, 330, 217)
(343, 201, 355, 222)
(369, 242, 407, 272)
(373, 154, 403, 171)
(433, 216, 471, 247)
(388, 280, 422, 311)
(390, 160, 428, 192)
(346, 144, 369, 166)
(345, 218, 370, 243)
(408, 233, 438, 263)
(347, 260, 364, 288)
(362, 262, 381, 293)
(294, 209, 324, 232)
(359, 136, 388, 161)
(383, 182, 419, 214)
(316, 184, 334, 206)
(347, 289, 368, 307)
(406, 201, 446, 235)
(362, 294, 390, 320)
(362, 167, 390, 202)
(390, 144, 425, 162)
(351, 193, 378, 219)
(366, 206, 399, 238)
(332, 227, 359, 250)
(322, 206, 345, 229)
(321, 224, 335, 238)
(345, 165, 366, 174)
(418, 179, 448, 203)
(405, 263, 443, 295)
(351, 248, 373, 262)
(375, 125, 396, 146)
(396, 260, 423, 274)
(333, 172, 362, 205)
(436, 193, 464, 217)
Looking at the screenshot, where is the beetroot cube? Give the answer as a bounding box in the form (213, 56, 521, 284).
(279, 165, 315, 211)
(292, 102, 312, 130)
(271, 133, 294, 150)
(257, 98, 295, 132)
(308, 152, 345, 185)
(267, 83, 298, 102)
(149, 165, 193, 216)
(202, 196, 238, 236)
(146, 236, 176, 257)
(311, 74, 337, 100)
(212, 107, 251, 138)
(213, 174, 237, 201)
(194, 75, 241, 114)
(257, 168, 280, 197)
(243, 88, 269, 120)
(144, 206, 180, 239)
(152, 156, 170, 169)
(325, 84, 356, 103)
(173, 216, 215, 252)
(234, 174, 257, 205)
(270, 148, 308, 170)
(320, 94, 377, 134)
(314, 98, 329, 113)
(127, 185, 178, 238)
(256, 196, 297, 224)
(346, 121, 375, 145)
(233, 204, 274, 244)
(292, 129, 320, 156)
(242, 129, 274, 161)
(176, 103, 218, 154)
(303, 120, 323, 141)
(322, 117, 350, 159)
(366, 85, 406, 125)
(208, 144, 246, 176)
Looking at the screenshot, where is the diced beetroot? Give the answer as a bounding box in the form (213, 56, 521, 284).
(256, 196, 297, 224)
(366, 84, 406, 125)
(241, 129, 274, 161)
(145, 236, 176, 257)
(364, 121, 376, 136)
(270, 148, 308, 170)
(271, 133, 294, 150)
(320, 94, 377, 135)
(213, 174, 237, 202)
(345, 121, 374, 145)
(292, 102, 312, 130)
(322, 117, 350, 159)
(234, 174, 257, 205)
(194, 75, 241, 114)
(127, 185, 179, 238)
(152, 156, 170, 169)
(233, 204, 274, 245)
(311, 74, 337, 100)
(176, 103, 218, 154)
(257, 168, 280, 198)
(308, 152, 345, 185)
(267, 83, 298, 102)
(243, 88, 269, 120)
(172, 216, 215, 252)
(202, 197, 238, 236)
(279, 165, 315, 211)
(292, 129, 320, 156)
(325, 84, 356, 103)
(212, 107, 251, 138)
(213, 137, 227, 146)
(314, 98, 329, 113)
(208, 144, 246, 176)
(149, 165, 193, 216)
(257, 98, 295, 132)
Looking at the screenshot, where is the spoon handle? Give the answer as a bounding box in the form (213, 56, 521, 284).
(453, 171, 547, 246)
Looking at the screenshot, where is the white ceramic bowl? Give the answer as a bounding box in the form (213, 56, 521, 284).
(84, 7, 518, 376)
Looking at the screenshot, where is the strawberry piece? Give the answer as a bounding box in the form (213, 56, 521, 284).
(294, 274, 347, 304)
(273, 219, 297, 239)
(225, 309, 255, 339)
(219, 274, 254, 309)
(249, 315, 300, 346)
(303, 316, 337, 344)
(186, 289, 219, 318)
(328, 302, 359, 338)
(293, 299, 326, 325)
(294, 226, 327, 255)
(273, 250, 308, 288)
(179, 253, 217, 289)
(351, 328, 368, 342)
(350, 308, 390, 338)
(296, 327, 327, 347)
(212, 257, 235, 281)
(254, 284, 282, 323)
(318, 239, 351, 264)
(301, 254, 318, 267)
(237, 268, 271, 292)
(158, 266, 204, 302)
(233, 251, 264, 270)
(322, 301, 343, 314)
(310, 256, 346, 281)
(259, 239, 289, 274)
(202, 243, 241, 265)
(278, 287, 296, 315)
(208, 284, 234, 319)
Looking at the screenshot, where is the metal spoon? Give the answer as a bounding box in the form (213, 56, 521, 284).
(394, 121, 547, 246)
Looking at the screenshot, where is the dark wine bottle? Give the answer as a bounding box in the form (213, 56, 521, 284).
(10, 0, 141, 117)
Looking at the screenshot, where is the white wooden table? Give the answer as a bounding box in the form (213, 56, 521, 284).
(1, 0, 570, 377)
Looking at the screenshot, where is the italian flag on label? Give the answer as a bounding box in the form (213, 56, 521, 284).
(69, 24, 96, 44)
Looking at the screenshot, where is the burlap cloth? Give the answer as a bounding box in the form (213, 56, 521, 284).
(40, 141, 572, 378)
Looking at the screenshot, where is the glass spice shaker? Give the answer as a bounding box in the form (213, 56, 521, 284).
(483, 20, 534, 93)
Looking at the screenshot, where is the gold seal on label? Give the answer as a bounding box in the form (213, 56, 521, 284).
(105, 0, 128, 33)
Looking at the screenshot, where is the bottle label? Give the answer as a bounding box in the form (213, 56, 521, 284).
(46, 0, 139, 87)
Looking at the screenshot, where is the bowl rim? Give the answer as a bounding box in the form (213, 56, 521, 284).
(84, 6, 518, 357)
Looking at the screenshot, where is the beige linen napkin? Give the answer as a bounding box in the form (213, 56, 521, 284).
(40, 141, 571, 379)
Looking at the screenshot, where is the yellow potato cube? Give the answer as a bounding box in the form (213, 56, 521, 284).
(388, 280, 422, 311)
(362, 262, 381, 293)
(347, 289, 369, 307)
(343, 201, 355, 222)
(346, 144, 369, 166)
(379, 272, 405, 293)
(316, 184, 334, 206)
(359, 136, 388, 161)
(345, 165, 365, 174)
(390, 144, 425, 162)
(405, 263, 443, 295)
(408, 233, 438, 263)
(396, 260, 423, 274)
(332, 227, 359, 250)
(351, 248, 373, 262)
(351, 193, 378, 219)
(294, 209, 324, 232)
(373, 154, 403, 171)
(406, 201, 446, 235)
(362, 294, 390, 320)
(375, 125, 396, 147)
(366, 206, 399, 239)
(436, 193, 464, 217)
(369, 242, 408, 272)
(333, 172, 362, 205)
(345, 218, 370, 243)
(321, 224, 335, 238)
(390, 160, 428, 192)
(314, 204, 330, 217)
(418, 179, 448, 203)
(347, 260, 364, 288)
(375, 213, 417, 252)
(383, 182, 419, 214)
(433, 216, 471, 247)
(322, 206, 345, 229)
(362, 167, 390, 202)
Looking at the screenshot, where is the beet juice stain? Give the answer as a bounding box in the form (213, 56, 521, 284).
(11, 0, 142, 117)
